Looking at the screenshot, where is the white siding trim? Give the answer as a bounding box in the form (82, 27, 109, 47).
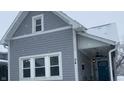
(12, 26, 72, 40)
(19, 52, 62, 59)
(45, 56, 50, 78)
(32, 15, 35, 33)
(42, 14, 44, 32)
(8, 42, 10, 81)
(59, 52, 63, 78)
(0, 59, 8, 63)
(31, 58, 35, 79)
(73, 30, 79, 81)
(19, 58, 23, 80)
(19, 52, 63, 81)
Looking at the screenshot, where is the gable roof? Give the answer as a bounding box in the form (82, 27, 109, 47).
(0, 11, 86, 45)
(0, 11, 118, 46)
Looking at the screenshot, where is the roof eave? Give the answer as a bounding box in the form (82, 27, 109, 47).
(0, 11, 29, 45)
(53, 11, 87, 31)
(78, 32, 117, 45)
(0, 11, 23, 45)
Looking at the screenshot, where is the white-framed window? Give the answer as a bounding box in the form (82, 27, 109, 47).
(22, 59, 31, 78)
(19, 52, 63, 81)
(32, 14, 44, 33)
(50, 56, 60, 76)
(35, 57, 45, 77)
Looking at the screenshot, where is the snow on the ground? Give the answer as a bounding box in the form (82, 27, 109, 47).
(117, 76, 124, 81)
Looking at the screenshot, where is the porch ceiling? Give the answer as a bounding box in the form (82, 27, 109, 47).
(78, 34, 112, 50)
(80, 46, 112, 59)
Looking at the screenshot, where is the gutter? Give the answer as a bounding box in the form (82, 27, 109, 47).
(108, 46, 117, 81)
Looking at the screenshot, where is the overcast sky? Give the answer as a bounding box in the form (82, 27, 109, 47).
(64, 11, 124, 42)
(0, 11, 124, 52)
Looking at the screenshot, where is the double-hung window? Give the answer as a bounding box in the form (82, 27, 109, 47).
(50, 56, 59, 76)
(23, 59, 31, 78)
(35, 57, 45, 77)
(32, 14, 44, 32)
(19, 52, 62, 81)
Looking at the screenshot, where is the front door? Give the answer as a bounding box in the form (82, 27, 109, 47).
(97, 60, 110, 81)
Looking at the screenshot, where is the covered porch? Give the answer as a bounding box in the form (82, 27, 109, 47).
(77, 33, 116, 81)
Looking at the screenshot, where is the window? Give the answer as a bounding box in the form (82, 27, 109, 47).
(35, 58, 45, 77)
(32, 14, 44, 32)
(23, 59, 31, 78)
(19, 52, 62, 80)
(50, 56, 59, 76)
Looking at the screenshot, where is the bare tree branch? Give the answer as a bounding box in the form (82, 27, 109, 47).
(116, 47, 124, 71)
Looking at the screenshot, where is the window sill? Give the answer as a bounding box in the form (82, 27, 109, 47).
(20, 76, 63, 81)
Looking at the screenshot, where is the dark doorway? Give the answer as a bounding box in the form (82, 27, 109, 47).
(97, 60, 110, 81)
(0, 64, 8, 81)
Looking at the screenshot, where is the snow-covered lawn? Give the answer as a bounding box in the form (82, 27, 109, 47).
(117, 76, 124, 81)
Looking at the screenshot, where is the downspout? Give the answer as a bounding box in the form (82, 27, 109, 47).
(109, 46, 117, 81)
(73, 29, 79, 81)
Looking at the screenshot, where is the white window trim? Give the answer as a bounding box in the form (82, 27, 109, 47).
(19, 52, 63, 81)
(32, 14, 44, 33)
(8, 42, 10, 81)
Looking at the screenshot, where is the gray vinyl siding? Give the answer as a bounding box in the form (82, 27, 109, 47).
(77, 50, 92, 81)
(78, 50, 83, 81)
(10, 29, 75, 81)
(13, 11, 69, 37)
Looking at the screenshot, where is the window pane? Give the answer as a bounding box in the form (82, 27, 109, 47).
(23, 59, 30, 68)
(50, 66, 59, 76)
(23, 69, 30, 78)
(50, 56, 59, 66)
(35, 68, 45, 77)
(35, 58, 45, 67)
(36, 19, 41, 25)
(36, 25, 41, 31)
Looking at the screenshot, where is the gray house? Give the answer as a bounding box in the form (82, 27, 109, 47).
(0, 11, 119, 81)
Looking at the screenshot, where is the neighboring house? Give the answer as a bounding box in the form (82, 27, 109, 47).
(0, 11, 119, 81)
(115, 44, 124, 79)
(0, 52, 8, 81)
